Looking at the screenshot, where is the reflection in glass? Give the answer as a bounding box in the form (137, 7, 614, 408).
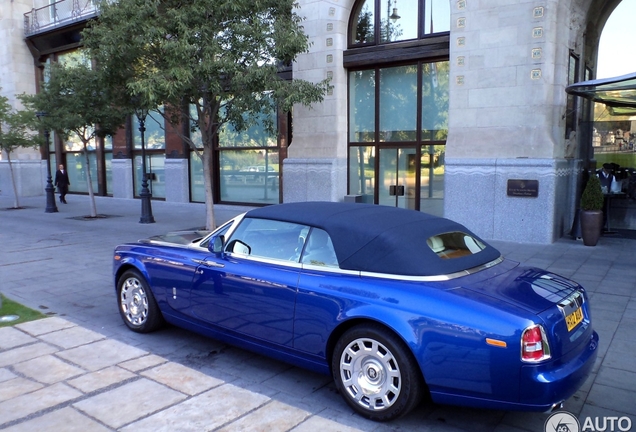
(105, 152, 112, 195)
(67, 151, 98, 193)
(422, 61, 449, 141)
(190, 151, 205, 203)
(380, 0, 417, 43)
(379, 147, 416, 209)
(220, 150, 279, 204)
(218, 98, 277, 148)
(65, 131, 95, 152)
(352, 0, 375, 44)
(133, 109, 165, 150)
(420, 144, 444, 216)
(349, 146, 376, 203)
(134, 154, 165, 198)
(380, 65, 417, 141)
(349, 70, 376, 142)
(57, 49, 91, 67)
(423, 0, 450, 34)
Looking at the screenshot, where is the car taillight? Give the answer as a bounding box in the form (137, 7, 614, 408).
(521, 324, 551, 362)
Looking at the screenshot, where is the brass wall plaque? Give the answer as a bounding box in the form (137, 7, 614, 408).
(507, 179, 539, 197)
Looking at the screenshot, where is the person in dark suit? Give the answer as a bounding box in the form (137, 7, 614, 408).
(54, 164, 70, 204)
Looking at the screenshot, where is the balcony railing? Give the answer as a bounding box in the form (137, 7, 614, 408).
(24, 0, 101, 37)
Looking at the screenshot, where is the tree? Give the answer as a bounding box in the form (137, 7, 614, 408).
(0, 92, 42, 209)
(21, 62, 129, 217)
(83, 0, 330, 229)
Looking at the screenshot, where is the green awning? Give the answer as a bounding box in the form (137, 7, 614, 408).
(566, 72, 636, 116)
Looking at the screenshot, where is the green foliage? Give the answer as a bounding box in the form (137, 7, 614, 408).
(0, 92, 42, 155)
(20, 63, 129, 143)
(0, 294, 46, 328)
(580, 174, 604, 211)
(83, 0, 330, 148)
(83, 0, 330, 228)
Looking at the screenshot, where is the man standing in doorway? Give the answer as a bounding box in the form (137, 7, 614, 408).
(54, 164, 70, 204)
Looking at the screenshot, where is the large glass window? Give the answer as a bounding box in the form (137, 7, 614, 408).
(350, 0, 450, 46)
(421, 61, 450, 140)
(349, 146, 376, 203)
(134, 154, 165, 199)
(67, 152, 98, 194)
(220, 150, 279, 204)
(350, 70, 376, 142)
(217, 101, 280, 204)
(347, 60, 448, 214)
(190, 151, 206, 203)
(133, 110, 165, 150)
(566, 53, 580, 139)
(380, 65, 418, 141)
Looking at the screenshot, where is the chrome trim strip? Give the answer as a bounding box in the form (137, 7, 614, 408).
(301, 263, 361, 276)
(223, 255, 504, 280)
(225, 252, 305, 269)
(359, 256, 504, 282)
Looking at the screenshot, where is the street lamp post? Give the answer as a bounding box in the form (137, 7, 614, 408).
(134, 107, 155, 224)
(36, 111, 58, 213)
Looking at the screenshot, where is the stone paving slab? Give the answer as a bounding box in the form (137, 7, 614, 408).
(56, 339, 148, 371)
(140, 361, 224, 395)
(38, 325, 106, 349)
(1, 407, 112, 432)
(15, 316, 76, 336)
(118, 353, 167, 372)
(216, 399, 311, 432)
(0, 376, 44, 403)
(0, 342, 59, 368)
(12, 354, 85, 384)
(0, 382, 82, 425)
(67, 365, 136, 394)
(73, 378, 187, 429)
(119, 384, 270, 432)
(0, 327, 38, 350)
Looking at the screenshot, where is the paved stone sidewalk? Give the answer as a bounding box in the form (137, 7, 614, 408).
(0, 317, 370, 431)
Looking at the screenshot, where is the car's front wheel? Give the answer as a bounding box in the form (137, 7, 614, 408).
(332, 324, 423, 421)
(117, 269, 163, 333)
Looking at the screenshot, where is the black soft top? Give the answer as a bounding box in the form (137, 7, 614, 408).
(245, 202, 501, 277)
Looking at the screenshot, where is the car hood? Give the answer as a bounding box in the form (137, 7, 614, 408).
(140, 229, 210, 246)
(456, 260, 582, 314)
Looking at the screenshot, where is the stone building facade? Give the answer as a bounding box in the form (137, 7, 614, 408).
(0, 0, 625, 243)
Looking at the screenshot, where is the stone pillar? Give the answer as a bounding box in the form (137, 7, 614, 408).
(0, 0, 42, 197)
(444, 0, 585, 243)
(284, 0, 353, 203)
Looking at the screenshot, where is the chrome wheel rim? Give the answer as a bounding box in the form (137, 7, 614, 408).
(339, 337, 401, 411)
(120, 277, 149, 326)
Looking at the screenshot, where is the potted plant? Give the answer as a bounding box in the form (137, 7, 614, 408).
(579, 174, 605, 246)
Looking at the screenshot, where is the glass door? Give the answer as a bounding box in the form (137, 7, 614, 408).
(378, 147, 417, 209)
(420, 144, 445, 216)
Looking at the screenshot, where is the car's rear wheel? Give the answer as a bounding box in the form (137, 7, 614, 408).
(117, 269, 163, 333)
(332, 324, 423, 421)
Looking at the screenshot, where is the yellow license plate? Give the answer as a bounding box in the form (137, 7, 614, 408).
(565, 307, 583, 331)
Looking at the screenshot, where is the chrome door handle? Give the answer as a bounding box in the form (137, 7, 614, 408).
(192, 259, 225, 268)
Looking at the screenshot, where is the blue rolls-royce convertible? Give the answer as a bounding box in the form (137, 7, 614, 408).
(113, 202, 598, 421)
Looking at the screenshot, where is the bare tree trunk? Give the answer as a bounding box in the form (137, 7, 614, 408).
(83, 142, 98, 217)
(7, 153, 20, 209)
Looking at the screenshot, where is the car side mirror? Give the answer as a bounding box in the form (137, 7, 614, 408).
(208, 235, 225, 254)
(227, 239, 251, 255)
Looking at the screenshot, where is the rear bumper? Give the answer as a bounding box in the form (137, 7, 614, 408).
(519, 330, 599, 409)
